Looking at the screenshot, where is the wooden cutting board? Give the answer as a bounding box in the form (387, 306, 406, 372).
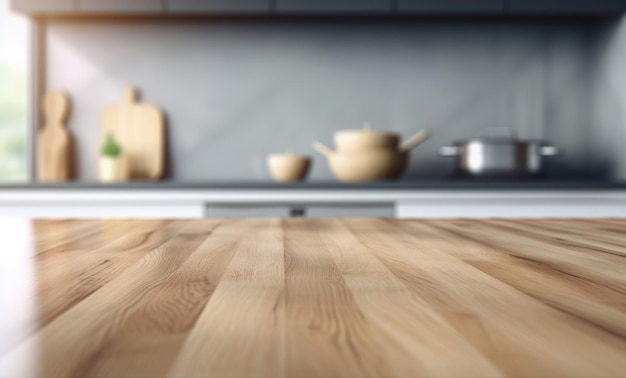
(37, 90, 73, 181)
(100, 86, 164, 180)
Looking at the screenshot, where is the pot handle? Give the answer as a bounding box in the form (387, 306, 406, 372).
(540, 146, 559, 156)
(438, 146, 461, 156)
(312, 141, 334, 157)
(400, 130, 430, 153)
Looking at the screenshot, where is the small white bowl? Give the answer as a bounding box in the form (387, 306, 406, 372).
(268, 153, 311, 182)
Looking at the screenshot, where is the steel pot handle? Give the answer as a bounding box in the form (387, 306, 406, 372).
(540, 146, 559, 156)
(439, 146, 461, 156)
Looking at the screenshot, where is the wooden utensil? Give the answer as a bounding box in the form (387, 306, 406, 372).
(37, 90, 73, 181)
(100, 86, 164, 180)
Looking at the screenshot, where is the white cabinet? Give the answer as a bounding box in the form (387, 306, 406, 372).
(204, 204, 395, 217)
(1, 189, 625, 219)
(0, 205, 204, 219)
(396, 195, 626, 218)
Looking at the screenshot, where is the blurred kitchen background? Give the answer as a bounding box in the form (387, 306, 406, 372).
(5, 0, 626, 218)
(47, 17, 597, 181)
(5, 0, 626, 183)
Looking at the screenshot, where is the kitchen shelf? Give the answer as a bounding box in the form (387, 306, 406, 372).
(3, 180, 626, 191)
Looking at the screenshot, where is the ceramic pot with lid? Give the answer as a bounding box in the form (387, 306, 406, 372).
(314, 123, 429, 182)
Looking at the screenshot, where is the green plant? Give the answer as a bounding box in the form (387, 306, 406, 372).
(101, 132, 122, 158)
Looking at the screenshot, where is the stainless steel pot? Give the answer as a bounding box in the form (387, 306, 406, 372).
(439, 137, 559, 178)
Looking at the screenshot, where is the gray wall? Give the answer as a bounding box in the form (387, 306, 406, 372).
(592, 17, 626, 181)
(45, 18, 597, 181)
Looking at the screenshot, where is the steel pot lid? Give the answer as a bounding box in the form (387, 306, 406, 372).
(451, 137, 551, 145)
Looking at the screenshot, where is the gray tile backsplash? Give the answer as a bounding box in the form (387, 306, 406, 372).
(46, 18, 604, 181)
(592, 16, 626, 181)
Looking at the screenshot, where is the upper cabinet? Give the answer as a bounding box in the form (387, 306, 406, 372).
(168, 0, 271, 14)
(275, 0, 392, 14)
(10, 0, 166, 14)
(79, 0, 165, 14)
(509, 0, 626, 14)
(397, 0, 505, 14)
(11, 0, 75, 14)
(11, 0, 626, 16)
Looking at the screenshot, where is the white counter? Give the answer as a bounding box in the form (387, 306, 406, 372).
(1, 188, 626, 218)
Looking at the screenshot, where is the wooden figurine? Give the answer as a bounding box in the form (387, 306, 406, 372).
(37, 90, 73, 181)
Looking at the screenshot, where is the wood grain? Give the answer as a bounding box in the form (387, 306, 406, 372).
(516, 219, 626, 256)
(1, 218, 626, 378)
(345, 218, 626, 377)
(0, 220, 189, 358)
(428, 219, 626, 294)
(168, 219, 285, 378)
(309, 218, 501, 377)
(417, 220, 626, 336)
(34, 220, 189, 327)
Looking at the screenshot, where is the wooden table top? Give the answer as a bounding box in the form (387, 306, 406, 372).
(1, 218, 626, 378)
